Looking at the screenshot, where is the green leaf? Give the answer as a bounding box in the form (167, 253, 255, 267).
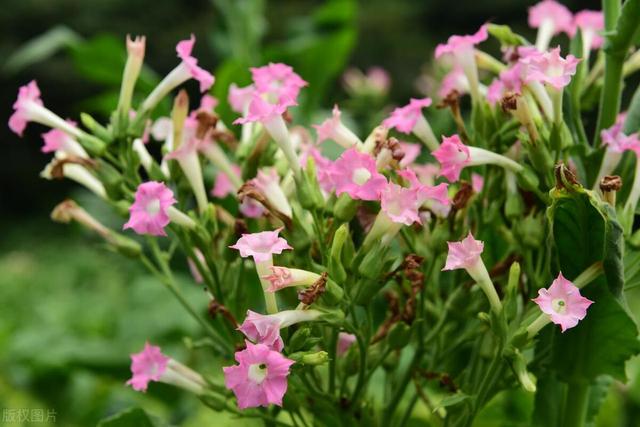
(433, 392, 471, 412)
(605, 0, 640, 57)
(3, 26, 83, 74)
(487, 24, 528, 47)
(546, 182, 640, 382)
(531, 374, 564, 427)
(97, 407, 169, 427)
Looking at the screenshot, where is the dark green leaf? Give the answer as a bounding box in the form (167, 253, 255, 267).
(605, 0, 640, 57)
(623, 83, 640, 135)
(97, 407, 169, 427)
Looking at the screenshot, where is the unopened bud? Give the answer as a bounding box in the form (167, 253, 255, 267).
(600, 175, 622, 205)
(288, 351, 329, 366)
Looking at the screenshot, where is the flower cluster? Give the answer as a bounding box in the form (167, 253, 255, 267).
(10, 1, 640, 424)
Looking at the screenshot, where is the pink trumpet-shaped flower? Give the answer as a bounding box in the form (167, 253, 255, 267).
(240, 199, 266, 218)
(123, 181, 176, 236)
(337, 332, 356, 356)
(9, 80, 43, 136)
(487, 63, 524, 104)
(41, 122, 88, 158)
(329, 148, 387, 201)
(380, 182, 421, 226)
(532, 273, 594, 332)
(313, 105, 361, 148)
(238, 310, 284, 351)
(399, 142, 421, 168)
(211, 165, 242, 198)
(234, 92, 294, 124)
(432, 135, 471, 182)
(199, 94, 218, 112)
(126, 342, 170, 392)
(524, 47, 580, 90)
(383, 98, 432, 134)
(176, 35, 215, 92)
(435, 25, 488, 59)
(528, 0, 573, 34)
(439, 65, 469, 99)
(223, 341, 294, 410)
(570, 11, 604, 50)
(251, 63, 308, 99)
(299, 143, 334, 192)
(261, 266, 321, 292)
(229, 83, 255, 114)
(398, 168, 450, 206)
(229, 229, 292, 263)
(443, 232, 484, 271)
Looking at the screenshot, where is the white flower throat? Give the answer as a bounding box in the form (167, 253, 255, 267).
(146, 199, 161, 215)
(352, 167, 371, 185)
(551, 298, 567, 314)
(248, 363, 268, 384)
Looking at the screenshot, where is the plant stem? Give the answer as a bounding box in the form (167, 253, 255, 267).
(594, 0, 623, 146)
(328, 328, 338, 395)
(562, 382, 590, 427)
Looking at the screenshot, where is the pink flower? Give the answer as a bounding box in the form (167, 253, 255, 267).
(398, 168, 450, 206)
(383, 98, 432, 134)
(570, 11, 604, 50)
(439, 66, 469, 98)
(337, 332, 356, 356)
(212, 165, 242, 198)
(240, 199, 266, 218)
(442, 232, 484, 271)
(234, 63, 307, 125)
(41, 122, 87, 158)
(532, 273, 594, 332)
(487, 64, 525, 104)
(238, 310, 284, 351)
(251, 63, 308, 99)
(299, 143, 334, 192)
(126, 342, 170, 392)
(472, 173, 485, 193)
(228, 83, 255, 114)
(250, 169, 293, 217)
(380, 182, 421, 226)
(176, 35, 215, 92)
(432, 135, 471, 182)
(199, 94, 218, 112)
(528, 1, 573, 34)
(9, 80, 44, 136)
(313, 105, 361, 148)
(524, 47, 580, 90)
(435, 25, 488, 59)
(601, 121, 637, 153)
(260, 266, 321, 292)
(123, 182, 176, 236)
(223, 341, 294, 409)
(329, 148, 387, 201)
(229, 229, 292, 263)
(399, 142, 421, 168)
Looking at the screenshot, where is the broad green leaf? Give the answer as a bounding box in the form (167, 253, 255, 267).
(487, 24, 528, 47)
(531, 373, 564, 427)
(546, 180, 640, 382)
(97, 407, 169, 427)
(3, 26, 83, 74)
(624, 247, 640, 291)
(605, 0, 640, 57)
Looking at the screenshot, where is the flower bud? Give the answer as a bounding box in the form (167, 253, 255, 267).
(288, 351, 329, 366)
(288, 327, 313, 352)
(333, 193, 359, 223)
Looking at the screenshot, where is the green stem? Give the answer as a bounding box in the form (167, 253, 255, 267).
(562, 382, 590, 427)
(594, 0, 623, 146)
(328, 328, 338, 395)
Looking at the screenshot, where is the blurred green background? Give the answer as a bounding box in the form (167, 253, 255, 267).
(2, 0, 639, 426)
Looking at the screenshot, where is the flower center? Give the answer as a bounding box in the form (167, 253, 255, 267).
(248, 363, 268, 384)
(146, 199, 161, 216)
(551, 298, 567, 314)
(352, 167, 372, 186)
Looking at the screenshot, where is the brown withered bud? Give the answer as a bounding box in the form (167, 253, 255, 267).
(208, 299, 239, 328)
(600, 175, 622, 192)
(373, 136, 404, 163)
(298, 272, 328, 305)
(234, 218, 249, 237)
(501, 92, 518, 113)
(195, 111, 219, 139)
(282, 110, 293, 123)
(600, 175, 622, 206)
(437, 90, 460, 110)
(554, 163, 579, 189)
(451, 182, 474, 211)
(50, 157, 97, 179)
(237, 182, 292, 228)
